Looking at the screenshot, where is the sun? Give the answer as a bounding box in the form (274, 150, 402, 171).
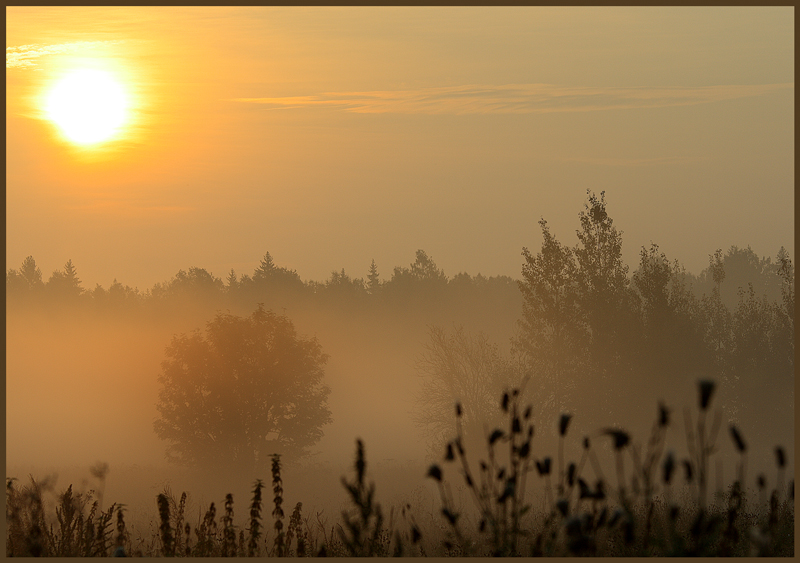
(45, 69, 130, 145)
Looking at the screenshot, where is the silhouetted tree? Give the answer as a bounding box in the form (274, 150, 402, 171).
(632, 244, 677, 375)
(252, 252, 304, 290)
(410, 249, 447, 284)
(731, 284, 773, 377)
(320, 268, 366, 309)
(691, 245, 782, 309)
(91, 278, 142, 312)
(366, 259, 381, 295)
(153, 305, 331, 473)
(573, 191, 634, 397)
(46, 259, 84, 303)
(235, 252, 308, 310)
(666, 255, 706, 375)
(773, 246, 794, 374)
(515, 218, 587, 417)
(150, 267, 225, 314)
(7, 256, 45, 302)
(384, 250, 448, 309)
(225, 269, 238, 292)
(776, 246, 794, 323)
(700, 249, 733, 381)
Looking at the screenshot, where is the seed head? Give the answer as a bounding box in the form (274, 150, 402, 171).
(455, 402, 462, 418)
(427, 464, 442, 482)
(698, 379, 715, 411)
(488, 429, 504, 446)
(730, 425, 747, 453)
(501, 392, 509, 412)
(441, 508, 459, 525)
(559, 413, 572, 437)
(603, 429, 630, 450)
(662, 451, 675, 485)
(658, 402, 670, 427)
(535, 457, 551, 476)
(445, 442, 455, 461)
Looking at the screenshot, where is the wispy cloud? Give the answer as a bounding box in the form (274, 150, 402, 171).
(6, 40, 122, 69)
(553, 155, 710, 167)
(233, 83, 792, 115)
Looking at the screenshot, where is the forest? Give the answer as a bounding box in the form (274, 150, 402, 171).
(6, 191, 794, 556)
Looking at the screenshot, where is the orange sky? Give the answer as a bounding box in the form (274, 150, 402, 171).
(7, 7, 794, 290)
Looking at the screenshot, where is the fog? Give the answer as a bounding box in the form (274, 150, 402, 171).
(7, 240, 794, 545)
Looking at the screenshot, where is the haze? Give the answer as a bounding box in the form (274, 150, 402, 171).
(5, 6, 794, 553)
(7, 7, 793, 289)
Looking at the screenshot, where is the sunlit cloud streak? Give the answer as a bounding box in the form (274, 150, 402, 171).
(6, 40, 122, 68)
(554, 155, 710, 167)
(233, 83, 792, 115)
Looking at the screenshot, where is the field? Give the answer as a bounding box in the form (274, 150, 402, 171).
(7, 380, 794, 557)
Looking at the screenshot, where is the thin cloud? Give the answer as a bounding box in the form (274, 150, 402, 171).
(6, 40, 122, 69)
(553, 155, 710, 167)
(233, 83, 792, 115)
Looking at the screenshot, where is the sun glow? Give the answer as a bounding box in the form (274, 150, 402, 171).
(45, 68, 130, 145)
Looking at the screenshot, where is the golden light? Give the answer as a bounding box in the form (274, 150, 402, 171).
(45, 68, 130, 145)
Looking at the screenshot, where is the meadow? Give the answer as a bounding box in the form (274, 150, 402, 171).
(6, 380, 794, 557)
(7, 197, 794, 557)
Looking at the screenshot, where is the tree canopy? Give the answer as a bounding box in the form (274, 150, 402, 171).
(153, 305, 331, 474)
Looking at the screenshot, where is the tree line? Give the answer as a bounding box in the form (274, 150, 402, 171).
(6, 249, 521, 323)
(7, 190, 794, 459)
(512, 191, 793, 431)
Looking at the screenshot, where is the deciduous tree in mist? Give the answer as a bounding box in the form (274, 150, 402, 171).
(573, 190, 633, 379)
(515, 218, 587, 417)
(153, 305, 331, 474)
(415, 325, 522, 456)
(631, 244, 706, 380)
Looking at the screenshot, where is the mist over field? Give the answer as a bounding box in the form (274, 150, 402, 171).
(7, 199, 794, 554)
(6, 6, 793, 556)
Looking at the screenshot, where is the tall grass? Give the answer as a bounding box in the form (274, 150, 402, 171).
(6, 380, 794, 556)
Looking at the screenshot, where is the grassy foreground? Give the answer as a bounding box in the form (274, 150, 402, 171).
(6, 380, 794, 557)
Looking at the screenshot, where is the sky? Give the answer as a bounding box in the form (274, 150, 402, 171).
(6, 6, 795, 291)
